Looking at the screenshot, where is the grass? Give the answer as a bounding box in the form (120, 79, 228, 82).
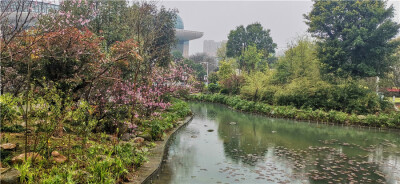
(386, 97, 400, 103)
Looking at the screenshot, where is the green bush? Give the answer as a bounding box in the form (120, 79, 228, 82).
(220, 88, 229, 94)
(274, 79, 392, 114)
(142, 99, 192, 141)
(0, 124, 24, 133)
(207, 83, 220, 93)
(189, 93, 399, 128)
(0, 93, 20, 125)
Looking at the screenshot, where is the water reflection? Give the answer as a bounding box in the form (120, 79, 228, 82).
(149, 102, 400, 184)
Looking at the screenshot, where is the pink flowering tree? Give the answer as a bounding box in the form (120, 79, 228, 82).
(88, 56, 194, 134)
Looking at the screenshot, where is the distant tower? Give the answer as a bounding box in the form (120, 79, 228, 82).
(172, 15, 203, 58)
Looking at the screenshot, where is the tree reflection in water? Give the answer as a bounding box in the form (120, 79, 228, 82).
(149, 102, 400, 184)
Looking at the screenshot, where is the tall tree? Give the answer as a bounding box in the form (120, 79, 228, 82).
(305, 0, 400, 78)
(126, 2, 177, 69)
(216, 42, 227, 61)
(226, 23, 277, 59)
(273, 38, 320, 84)
(239, 44, 264, 73)
(89, 0, 130, 48)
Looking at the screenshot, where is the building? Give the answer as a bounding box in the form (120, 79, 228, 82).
(203, 40, 226, 58)
(0, 0, 58, 13)
(0, 0, 59, 28)
(172, 15, 203, 58)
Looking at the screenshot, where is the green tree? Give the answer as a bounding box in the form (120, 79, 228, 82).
(183, 59, 206, 81)
(126, 2, 177, 68)
(208, 72, 219, 84)
(89, 0, 130, 48)
(218, 59, 235, 82)
(241, 71, 274, 101)
(274, 38, 320, 84)
(379, 37, 400, 89)
(226, 23, 277, 59)
(172, 51, 184, 62)
(240, 45, 265, 73)
(216, 42, 227, 61)
(305, 0, 400, 78)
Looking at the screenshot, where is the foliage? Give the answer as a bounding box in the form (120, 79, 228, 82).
(126, 2, 177, 67)
(0, 93, 20, 125)
(3, 27, 105, 100)
(273, 78, 391, 114)
(31, 84, 71, 155)
(14, 142, 149, 183)
(208, 72, 219, 84)
(240, 71, 275, 102)
(0, 124, 24, 133)
(68, 101, 98, 151)
(305, 0, 400, 78)
(207, 83, 221, 93)
(189, 93, 400, 128)
(89, 0, 130, 47)
(183, 58, 206, 81)
(172, 51, 184, 62)
(379, 37, 400, 92)
(239, 45, 265, 73)
(0, 1, 194, 184)
(226, 23, 277, 59)
(216, 42, 227, 61)
(219, 74, 245, 95)
(273, 38, 320, 84)
(148, 99, 191, 140)
(217, 59, 235, 82)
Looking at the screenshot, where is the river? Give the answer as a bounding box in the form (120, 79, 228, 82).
(148, 102, 400, 184)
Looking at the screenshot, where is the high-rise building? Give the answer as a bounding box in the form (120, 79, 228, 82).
(172, 15, 203, 58)
(203, 40, 227, 57)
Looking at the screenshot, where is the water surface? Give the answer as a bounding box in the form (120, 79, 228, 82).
(149, 102, 400, 184)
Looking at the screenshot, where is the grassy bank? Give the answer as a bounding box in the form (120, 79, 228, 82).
(189, 93, 400, 129)
(0, 99, 191, 183)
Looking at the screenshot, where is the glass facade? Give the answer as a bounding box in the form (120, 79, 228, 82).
(174, 15, 184, 29)
(0, 0, 59, 13)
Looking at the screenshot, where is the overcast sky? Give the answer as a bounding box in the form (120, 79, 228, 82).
(159, 0, 400, 56)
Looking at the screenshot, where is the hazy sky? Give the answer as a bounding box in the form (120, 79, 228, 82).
(159, 0, 400, 56)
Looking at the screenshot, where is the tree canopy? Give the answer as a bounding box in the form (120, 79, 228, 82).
(305, 0, 400, 78)
(226, 23, 277, 59)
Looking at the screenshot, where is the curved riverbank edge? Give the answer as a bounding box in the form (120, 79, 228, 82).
(188, 94, 400, 130)
(125, 115, 193, 184)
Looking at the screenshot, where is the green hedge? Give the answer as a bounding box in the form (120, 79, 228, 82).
(189, 93, 400, 128)
(148, 98, 192, 140)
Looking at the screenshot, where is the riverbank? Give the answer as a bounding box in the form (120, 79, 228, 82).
(126, 115, 193, 184)
(189, 93, 400, 129)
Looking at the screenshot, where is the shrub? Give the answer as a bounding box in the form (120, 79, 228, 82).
(0, 124, 24, 133)
(0, 93, 20, 126)
(190, 93, 400, 128)
(274, 77, 333, 110)
(220, 88, 229, 94)
(220, 74, 245, 95)
(240, 71, 274, 102)
(207, 83, 220, 93)
(274, 78, 392, 114)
